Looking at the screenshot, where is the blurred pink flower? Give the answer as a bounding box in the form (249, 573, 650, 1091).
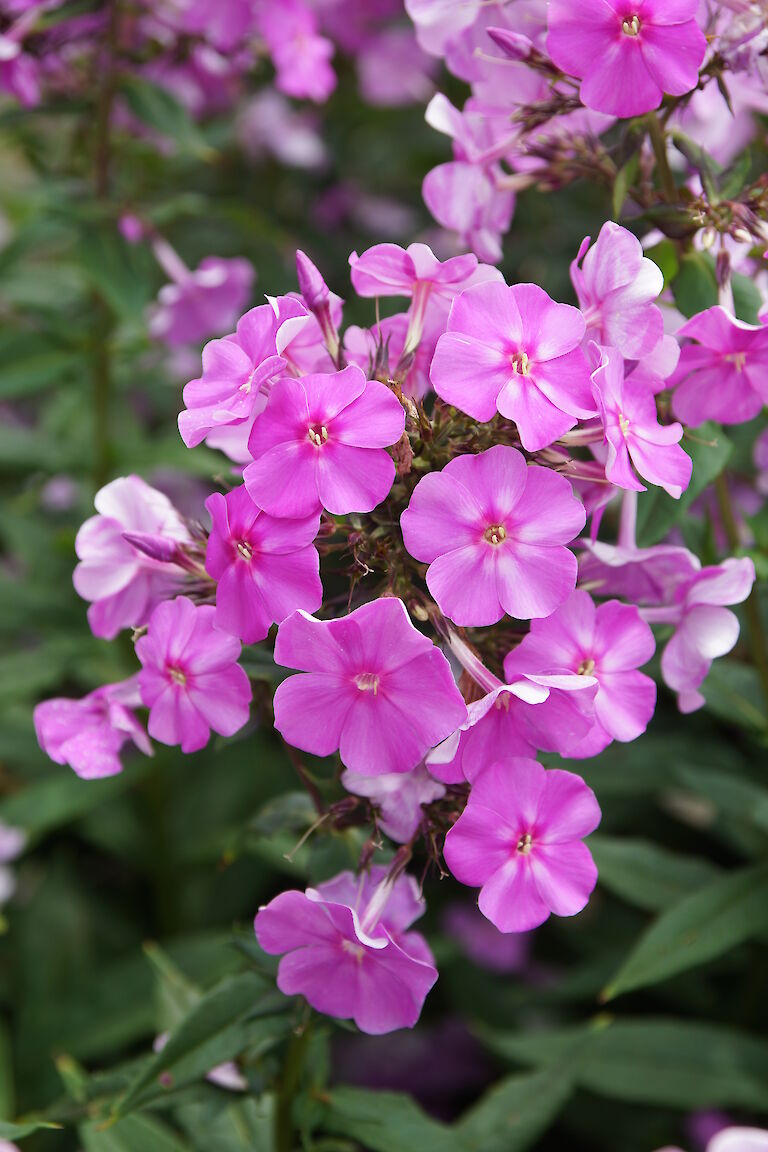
(670, 306, 768, 426)
(34, 676, 152, 779)
(341, 764, 446, 843)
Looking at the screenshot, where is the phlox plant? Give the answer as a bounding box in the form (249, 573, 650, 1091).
(2, 1, 768, 1150)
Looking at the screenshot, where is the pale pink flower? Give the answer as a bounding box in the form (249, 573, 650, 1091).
(592, 348, 692, 499)
(149, 253, 254, 348)
(344, 312, 439, 400)
(178, 297, 310, 450)
(272, 599, 467, 776)
(430, 282, 596, 451)
(136, 596, 252, 753)
(400, 445, 585, 626)
(254, 866, 437, 1034)
(74, 476, 191, 640)
(547, 0, 707, 118)
(34, 676, 152, 779)
(244, 364, 405, 518)
(709, 1130, 768, 1152)
(357, 28, 435, 107)
(259, 0, 336, 104)
(422, 161, 514, 265)
(670, 306, 768, 426)
(205, 485, 322, 645)
(341, 764, 446, 843)
(444, 758, 600, 932)
(504, 590, 656, 758)
(571, 222, 665, 358)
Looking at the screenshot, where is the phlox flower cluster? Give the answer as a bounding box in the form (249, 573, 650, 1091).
(407, 0, 768, 257)
(36, 222, 760, 1035)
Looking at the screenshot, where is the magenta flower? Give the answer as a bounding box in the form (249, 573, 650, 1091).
(670, 306, 768, 427)
(254, 866, 437, 1034)
(178, 297, 310, 450)
(592, 349, 692, 499)
(401, 445, 585, 626)
(428, 673, 598, 783)
(444, 759, 601, 933)
(547, 0, 707, 118)
(244, 364, 405, 518)
(272, 598, 467, 776)
(430, 282, 596, 451)
(657, 557, 756, 713)
(205, 485, 322, 645)
(344, 312, 439, 400)
(259, 0, 336, 104)
(504, 590, 656, 758)
(148, 253, 255, 348)
(34, 676, 151, 780)
(571, 223, 664, 358)
(74, 476, 191, 640)
(341, 764, 446, 843)
(136, 597, 252, 753)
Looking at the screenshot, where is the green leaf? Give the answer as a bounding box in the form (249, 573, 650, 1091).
(0, 1119, 63, 1139)
(613, 154, 639, 219)
(0, 770, 147, 840)
(636, 422, 732, 546)
(670, 131, 721, 202)
(80, 1115, 191, 1152)
(672, 251, 717, 318)
(118, 76, 211, 157)
(733, 272, 762, 324)
(590, 835, 718, 912)
(457, 1067, 573, 1152)
(114, 971, 286, 1115)
(602, 862, 768, 1000)
(701, 660, 768, 733)
(78, 227, 152, 321)
(645, 239, 679, 289)
(483, 1017, 768, 1109)
(321, 1087, 458, 1152)
(0, 334, 83, 400)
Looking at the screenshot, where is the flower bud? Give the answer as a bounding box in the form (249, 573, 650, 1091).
(295, 249, 330, 311)
(487, 27, 534, 62)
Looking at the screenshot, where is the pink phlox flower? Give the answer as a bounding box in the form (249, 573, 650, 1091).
(0, 822, 25, 864)
(708, 1130, 768, 1152)
(430, 281, 597, 451)
(168, 0, 256, 52)
(34, 675, 152, 780)
(254, 865, 438, 1034)
(136, 596, 252, 753)
(341, 764, 446, 843)
(344, 311, 441, 400)
(244, 364, 405, 518)
(443, 902, 532, 974)
(259, 0, 336, 103)
(503, 590, 656, 758)
(656, 557, 756, 713)
(74, 476, 191, 640)
(401, 445, 586, 626)
(625, 332, 681, 395)
(149, 255, 255, 348)
(237, 90, 327, 171)
(572, 222, 665, 358)
(205, 484, 322, 644)
(404, 0, 481, 56)
(272, 598, 467, 776)
(357, 27, 436, 107)
(579, 537, 701, 604)
(670, 305, 768, 426)
(592, 347, 692, 498)
(278, 290, 344, 375)
(178, 296, 310, 450)
(422, 162, 514, 265)
(547, 0, 707, 118)
(444, 758, 601, 932)
(427, 672, 597, 783)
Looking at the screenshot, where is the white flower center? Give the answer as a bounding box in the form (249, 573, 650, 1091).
(355, 672, 380, 695)
(168, 666, 187, 686)
(341, 938, 365, 962)
(578, 657, 596, 676)
(236, 541, 252, 561)
(517, 832, 533, 855)
(484, 524, 507, 546)
(724, 351, 747, 372)
(619, 412, 631, 437)
(510, 351, 531, 376)
(307, 425, 329, 447)
(622, 14, 641, 36)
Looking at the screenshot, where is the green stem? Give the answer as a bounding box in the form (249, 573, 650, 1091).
(91, 0, 120, 488)
(714, 473, 768, 718)
(275, 1022, 312, 1152)
(646, 111, 677, 204)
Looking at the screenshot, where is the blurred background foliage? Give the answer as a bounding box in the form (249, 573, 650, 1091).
(2, 13, 768, 1152)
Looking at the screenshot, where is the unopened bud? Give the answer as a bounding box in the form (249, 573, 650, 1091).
(295, 249, 330, 311)
(123, 531, 180, 564)
(487, 27, 534, 61)
(119, 214, 145, 245)
(716, 248, 732, 289)
(700, 227, 716, 251)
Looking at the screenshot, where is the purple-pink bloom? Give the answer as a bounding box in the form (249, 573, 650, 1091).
(592, 348, 692, 499)
(444, 758, 600, 932)
(422, 161, 514, 265)
(259, 0, 336, 104)
(272, 598, 467, 776)
(430, 282, 596, 451)
(571, 222, 665, 358)
(204, 485, 322, 645)
(400, 445, 585, 626)
(341, 764, 446, 843)
(657, 557, 756, 713)
(670, 306, 768, 427)
(503, 590, 657, 758)
(344, 312, 439, 400)
(136, 596, 252, 753)
(149, 253, 255, 348)
(547, 0, 707, 118)
(34, 676, 152, 780)
(74, 476, 191, 640)
(244, 364, 405, 518)
(178, 297, 310, 450)
(443, 903, 532, 973)
(254, 866, 437, 1034)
